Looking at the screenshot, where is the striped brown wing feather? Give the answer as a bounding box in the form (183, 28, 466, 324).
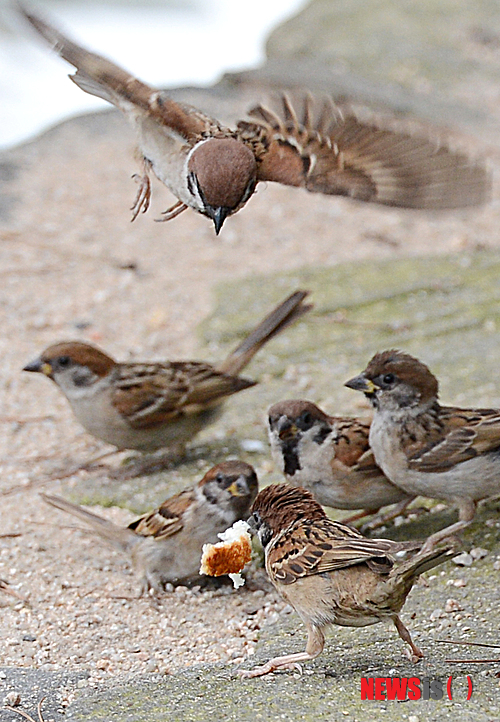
(267, 518, 394, 584)
(128, 488, 194, 539)
(112, 362, 255, 429)
(242, 94, 489, 209)
(20, 7, 213, 141)
(408, 406, 500, 472)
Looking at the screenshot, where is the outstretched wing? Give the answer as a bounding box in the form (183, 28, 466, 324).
(20, 5, 215, 140)
(238, 94, 489, 210)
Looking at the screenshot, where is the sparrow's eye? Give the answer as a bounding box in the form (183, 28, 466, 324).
(300, 411, 313, 428)
(57, 356, 71, 368)
(215, 472, 225, 485)
(382, 373, 395, 386)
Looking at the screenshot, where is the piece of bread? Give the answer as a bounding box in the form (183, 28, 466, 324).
(200, 521, 252, 587)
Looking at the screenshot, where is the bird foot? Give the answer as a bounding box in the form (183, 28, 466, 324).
(108, 447, 185, 479)
(130, 172, 151, 220)
(404, 647, 424, 663)
(155, 200, 188, 222)
(237, 661, 303, 679)
(360, 498, 422, 533)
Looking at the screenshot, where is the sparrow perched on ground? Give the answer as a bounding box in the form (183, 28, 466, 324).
(42, 460, 258, 592)
(268, 399, 414, 525)
(239, 484, 454, 678)
(23, 290, 311, 455)
(345, 349, 500, 550)
(19, 6, 489, 234)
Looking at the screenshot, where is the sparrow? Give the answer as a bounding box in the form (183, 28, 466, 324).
(345, 349, 500, 550)
(42, 460, 258, 592)
(22, 290, 311, 454)
(19, 6, 490, 234)
(239, 484, 454, 678)
(268, 399, 414, 525)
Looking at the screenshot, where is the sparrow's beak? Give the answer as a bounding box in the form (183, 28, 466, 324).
(227, 475, 249, 497)
(23, 358, 53, 376)
(207, 205, 230, 235)
(344, 374, 379, 395)
(276, 416, 297, 441)
(246, 513, 258, 535)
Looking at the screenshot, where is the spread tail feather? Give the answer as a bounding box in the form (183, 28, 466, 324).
(41, 493, 136, 552)
(392, 545, 457, 583)
(218, 290, 312, 376)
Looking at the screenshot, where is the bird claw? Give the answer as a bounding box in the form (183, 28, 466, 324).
(237, 660, 303, 679)
(154, 200, 188, 222)
(130, 173, 151, 221)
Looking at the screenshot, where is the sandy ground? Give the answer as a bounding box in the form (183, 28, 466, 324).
(0, 79, 499, 698)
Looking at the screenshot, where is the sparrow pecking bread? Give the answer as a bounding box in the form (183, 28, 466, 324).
(19, 5, 490, 234)
(23, 290, 311, 455)
(345, 349, 500, 550)
(238, 484, 454, 678)
(42, 460, 258, 593)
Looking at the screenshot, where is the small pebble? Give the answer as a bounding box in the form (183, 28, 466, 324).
(3, 692, 21, 707)
(445, 598, 462, 613)
(239, 439, 265, 453)
(470, 547, 488, 560)
(452, 552, 473, 567)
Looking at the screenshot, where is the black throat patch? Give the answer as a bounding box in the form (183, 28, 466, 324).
(282, 439, 301, 476)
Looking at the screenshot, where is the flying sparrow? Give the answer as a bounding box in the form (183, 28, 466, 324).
(239, 484, 454, 678)
(42, 460, 258, 593)
(23, 290, 311, 455)
(19, 7, 489, 234)
(267, 399, 414, 525)
(345, 349, 500, 550)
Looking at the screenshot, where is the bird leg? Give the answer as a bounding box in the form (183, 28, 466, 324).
(419, 499, 476, 554)
(341, 507, 381, 525)
(238, 624, 324, 679)
(108, 444, 187, 480)
(155, 199, 188, 222)
(394, 615, 423, 661)
(130, 160, 153, 221)
(360, 496, 418, 532)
